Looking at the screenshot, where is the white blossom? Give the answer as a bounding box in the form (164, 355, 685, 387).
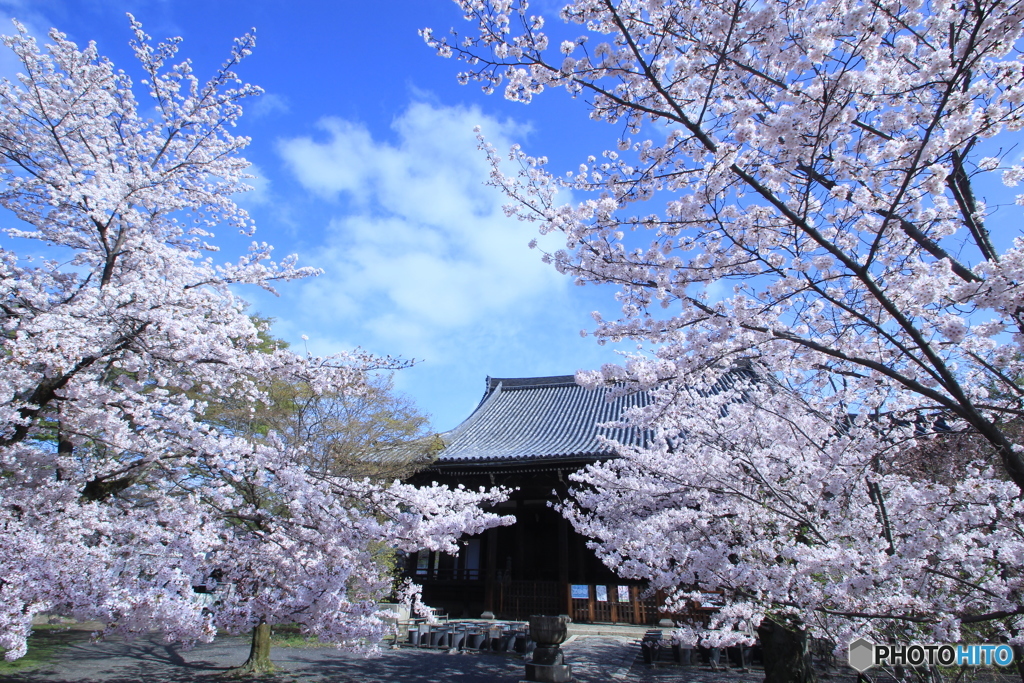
(430, 0, 1024, 657)
(0, 19, 510, 660)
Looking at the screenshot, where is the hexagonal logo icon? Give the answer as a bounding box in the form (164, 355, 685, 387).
(848, 638, 875, 672)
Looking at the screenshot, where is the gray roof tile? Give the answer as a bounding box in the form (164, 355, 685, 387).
(437, 375, 651, 463)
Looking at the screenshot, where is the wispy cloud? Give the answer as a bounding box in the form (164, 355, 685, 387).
(277, 101, 567, 363)
(234, 161, 272, 207)
(0, 2, 53, 81)
(249, 92, 289, 120)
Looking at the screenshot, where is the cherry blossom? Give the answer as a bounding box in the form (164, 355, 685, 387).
(428, 0, 1024, 663)
(0, 19, 509, 661)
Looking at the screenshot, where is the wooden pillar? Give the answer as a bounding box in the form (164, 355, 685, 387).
(484, 525, 499, 614)
(575, 530, 587, 584)
(610, 586, 619, 623)
(558, 515, 570, 616)
(632, 586, 643, 626)
(513, 499, 524, 580)
(587, 584, 596, 623)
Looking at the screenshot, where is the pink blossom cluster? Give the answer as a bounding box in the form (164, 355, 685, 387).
(565, 378, 1024, 649)
(429, 0, 1024, 653)
(0, 20, 510, 660)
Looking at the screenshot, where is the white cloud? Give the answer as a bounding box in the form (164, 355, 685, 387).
(0, 3, 53, 82)
(235, 161, 271, 207)
(267, 100, 632, 431)
(277, 102, 567, 363)
(249, 92, 289, 120)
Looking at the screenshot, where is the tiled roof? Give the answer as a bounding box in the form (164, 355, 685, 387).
(436, 375, 652, 464)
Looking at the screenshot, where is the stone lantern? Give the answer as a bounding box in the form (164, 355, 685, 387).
(522, 615, 574, 683)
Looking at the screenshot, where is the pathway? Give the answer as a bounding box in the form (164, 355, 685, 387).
(2, 631, 772, 683)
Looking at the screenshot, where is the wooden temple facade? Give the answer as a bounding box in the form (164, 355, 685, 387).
(405, 375, 661, 625)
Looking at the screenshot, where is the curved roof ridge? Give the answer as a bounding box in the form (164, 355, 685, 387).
(486, 375, 579, 391)
(440, 378, 506, 447)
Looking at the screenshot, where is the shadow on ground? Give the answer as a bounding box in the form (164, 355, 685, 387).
(20, 631, 1003, 683)
(2, 633, 535, 683)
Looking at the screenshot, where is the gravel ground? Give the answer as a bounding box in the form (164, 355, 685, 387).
(1, 632, 770, 683)
(6, 631, 1017, 683)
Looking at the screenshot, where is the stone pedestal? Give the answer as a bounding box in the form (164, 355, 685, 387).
(522, 615, 575, 683)
(523, 662, 575, 683)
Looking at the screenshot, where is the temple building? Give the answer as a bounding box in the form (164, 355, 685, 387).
(405, 374, 660, 624)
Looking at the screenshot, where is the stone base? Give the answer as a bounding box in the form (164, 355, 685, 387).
(523, 662, 574, 683)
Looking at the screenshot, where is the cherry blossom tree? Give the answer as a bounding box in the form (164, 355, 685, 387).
(426, 0, 1024, 676)
(563, 377, 1024, 680)
(0, 19, 510, 667)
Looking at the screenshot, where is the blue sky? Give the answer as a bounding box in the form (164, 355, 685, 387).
(0, 0, 633, 431)
(3, 1, 1022, 432)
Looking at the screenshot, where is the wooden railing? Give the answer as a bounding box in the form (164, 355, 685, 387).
(497, 580, 562, 620)
(570, 584, 658, 625)
(413, 567, 481, 581)
(406, 571, 682, 626)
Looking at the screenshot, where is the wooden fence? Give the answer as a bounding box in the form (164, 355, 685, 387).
(496, 580, 562, 620)
(569, 584, 659, 625)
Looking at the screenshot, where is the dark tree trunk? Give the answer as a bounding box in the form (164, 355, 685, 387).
(226, 619, 276, 677)
(758, 617, 817, 683)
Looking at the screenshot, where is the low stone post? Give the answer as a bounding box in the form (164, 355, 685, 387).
(522, 615, 575, 683)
